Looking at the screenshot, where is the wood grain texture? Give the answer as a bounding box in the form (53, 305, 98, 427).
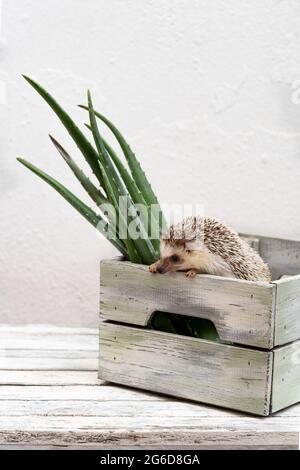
(1, 413, 299, 432)
(0, 349, 98, 371)
(99, 322, 273, 416)
(0, 324, 299, 449)
(273, 275, 300, 345)
(100, 258, 275, 348)
(272, 340, 300, 413)
(0, 385, 165, 401)
(0, 370, 97, 386)
(256, 235, 300, 280)
(0, 427, 298, 449)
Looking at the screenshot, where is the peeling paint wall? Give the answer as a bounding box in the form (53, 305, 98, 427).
(1, 0, 300, 325)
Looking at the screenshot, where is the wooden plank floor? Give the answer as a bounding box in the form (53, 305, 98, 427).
(0, 324, 299, 449)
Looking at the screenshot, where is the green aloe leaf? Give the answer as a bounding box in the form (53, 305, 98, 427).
(49, 135, 117, 228)
(103, 139, 147, 205)
(87, 90, 127, 199)
(87, 95, 141, 263)
(17, 157, 127, 257)
(85, 122, 160, 255)
(103, 139, 160, 256)
(150, 311, 177, 334)
(188, 317, 220, 342)
(79, 104, 167, 232)
(49, 135, 107, 207)
(87, 92, 156, 264)
(97, 158, 141, 264)
(22, 76, 104, 188)
(85, 122, 147, 206)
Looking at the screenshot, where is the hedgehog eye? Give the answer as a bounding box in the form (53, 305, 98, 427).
(171, 254, 180, 263)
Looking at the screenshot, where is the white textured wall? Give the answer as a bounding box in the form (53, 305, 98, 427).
(1, 0, 300, 325)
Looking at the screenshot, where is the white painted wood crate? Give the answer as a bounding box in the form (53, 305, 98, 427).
(99, 234, 300, 416)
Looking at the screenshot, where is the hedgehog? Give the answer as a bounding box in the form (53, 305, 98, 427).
(149, 216, 271, 282)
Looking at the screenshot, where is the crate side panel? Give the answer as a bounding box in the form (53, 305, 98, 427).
(239, 234, 260, 252)
(273, 275, 300, 345)
(100, 259, 274, 348)
(258, 236, 300, 280)
(271, 341, 300, 413)
(99, 322, 272, 416)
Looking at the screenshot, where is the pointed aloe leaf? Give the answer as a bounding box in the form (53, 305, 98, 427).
(103, 138, 147, 206)
(97, 159, 141, 264)
(17, 158, 127, 257)
(87, 90, 126, 199)
(85, 122, 159, 258)
(86, 122, 159, 254)
(86, 98, 137, 260)
(49, 135, 117, 228)
(79, 104, 166, 232)
(22, 76, 104, 187)
(104, 139, 160, 256)
(87, 94, 156, 263)
(49, 135, 107, 207)
(85, 122, 137, 200)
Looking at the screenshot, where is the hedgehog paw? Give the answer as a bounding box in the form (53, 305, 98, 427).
(185, 269, 198, 278)
(149, 261, 159, 273)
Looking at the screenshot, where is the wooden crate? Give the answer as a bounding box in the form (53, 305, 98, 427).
(99, 234, 300, 416)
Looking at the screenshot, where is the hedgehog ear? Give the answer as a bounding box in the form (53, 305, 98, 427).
(171, 238, 186, 248)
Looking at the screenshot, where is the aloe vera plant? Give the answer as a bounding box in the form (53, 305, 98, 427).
(18, 76, 218, 341)
(19, 75, 163, 264)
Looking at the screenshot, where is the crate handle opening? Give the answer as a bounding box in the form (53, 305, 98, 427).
(149, 311, 221, 342)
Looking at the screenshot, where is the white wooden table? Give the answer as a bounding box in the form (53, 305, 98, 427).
(0, 324, 299, 449)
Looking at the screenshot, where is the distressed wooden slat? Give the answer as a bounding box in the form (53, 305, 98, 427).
(99, 322, 273, 416)
(0, 370, 97, 386)
(271, 341, 300, 413)
(0, 400, 220, 416)
(0, 333, 97, 351)
(0, 324, 98, 356)
(0, 325, 97, 336)
(0, 430, 299, 450)
(0, 357, 97, 371)
(0, 400, 274, 418)
(257, 235, 300, 279)
(100, 259, 275, 348)
(0, 385, 166, 402)
(1, 349, 97, 359)
(273, 275, 300, 345)
(1, 346, 98, 372)
(0, 385, 298, 413)
(0, 348, 97, 370)
(0, 413, 298, 432)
